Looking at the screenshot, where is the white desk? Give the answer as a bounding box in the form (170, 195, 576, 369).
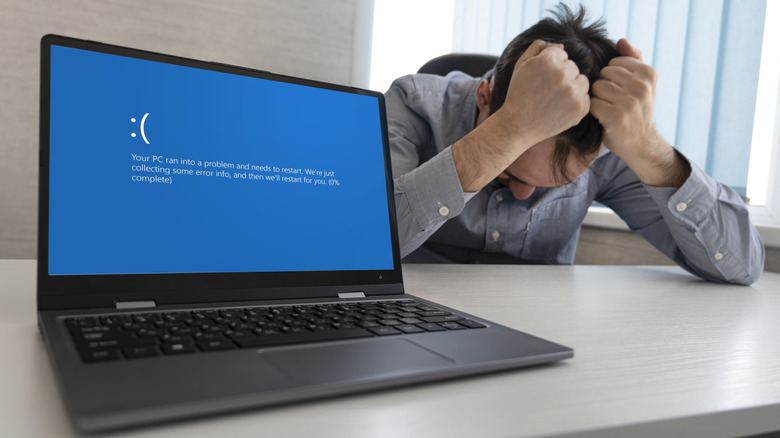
(2, 260, 780, 437)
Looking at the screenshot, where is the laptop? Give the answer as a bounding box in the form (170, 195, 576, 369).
(37, 34, 573, 433)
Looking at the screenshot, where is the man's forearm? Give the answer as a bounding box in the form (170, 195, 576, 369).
(617, 133, 691, 189)
(451, 113, 536, 192)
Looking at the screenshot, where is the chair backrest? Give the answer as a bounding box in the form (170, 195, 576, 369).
(417, 53, 498, 77)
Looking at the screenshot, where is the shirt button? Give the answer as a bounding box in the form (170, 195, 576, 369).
(496, 193, 504, 202)
(676, 202, 688, 212)
(438, 205, 450, 216)
(713, 252, 724, 260)
(491, 231, 501, 241)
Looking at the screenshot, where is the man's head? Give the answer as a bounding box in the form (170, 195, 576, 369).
(478, 3, 619, 197)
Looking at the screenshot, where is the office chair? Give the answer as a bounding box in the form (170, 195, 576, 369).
(417, 53, 498, 77)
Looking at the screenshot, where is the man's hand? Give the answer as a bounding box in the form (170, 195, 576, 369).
(496, 40, 591, 146)
(591, 38, 689, 188)
(453, 40, 590, 192)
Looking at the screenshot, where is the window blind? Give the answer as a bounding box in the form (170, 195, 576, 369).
(453, 0, 767, 197)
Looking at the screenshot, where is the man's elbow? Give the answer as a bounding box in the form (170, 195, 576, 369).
(734, 256, 765, 286)
(720, 246, 765, 286)
(727, 269, 762, 286)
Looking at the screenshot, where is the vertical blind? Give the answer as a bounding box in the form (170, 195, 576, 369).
(453, 0, 767, 197)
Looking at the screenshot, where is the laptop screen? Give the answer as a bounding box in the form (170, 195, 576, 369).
(46, 44, 395, 276)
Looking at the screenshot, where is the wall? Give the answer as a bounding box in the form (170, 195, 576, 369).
(0, 0, 357, 259)
(576, 226, 780, 274)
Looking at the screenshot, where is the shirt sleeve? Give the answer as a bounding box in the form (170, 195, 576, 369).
(598, 152, 765, 285)
(385, 77, 476, 258)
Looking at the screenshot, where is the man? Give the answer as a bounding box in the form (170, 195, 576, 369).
(385, 4, 764, 285)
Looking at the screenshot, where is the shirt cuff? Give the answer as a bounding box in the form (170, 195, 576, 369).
(396, 146, 473, 230)
(643, 158, 717, 228)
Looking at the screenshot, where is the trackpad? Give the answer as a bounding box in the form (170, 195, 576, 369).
(262, 338, 454, 384)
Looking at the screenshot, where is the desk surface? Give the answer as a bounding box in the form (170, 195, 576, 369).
(2, 260, 780, 437)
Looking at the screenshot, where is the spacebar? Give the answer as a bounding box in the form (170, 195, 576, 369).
(234, 328, 374, 348)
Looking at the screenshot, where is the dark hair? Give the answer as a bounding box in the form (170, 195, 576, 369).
(489, 3, 619, 183)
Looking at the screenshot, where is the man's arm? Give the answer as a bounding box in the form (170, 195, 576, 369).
(591, 39, 764, 284)
(597, 154, 765, 285)
(385, 79, 472, 257)
(590, 38, 690, 188)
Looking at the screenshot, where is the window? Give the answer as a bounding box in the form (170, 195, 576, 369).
(360, 0, 780, 246)
(366, 0, 454, 92)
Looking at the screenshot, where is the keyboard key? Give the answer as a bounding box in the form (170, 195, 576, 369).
(422, 315, 464, 323)
(458, 319, 487, 329)
(439, 322, 466, 330)
(396, 324, 425, 334)
(399, 317, 423, 324)
(417, 323, 447, 332)
(196, 333, 227, 341)
(81, 349, 121, 363)
(417, 310, 448, 317)
(66, 317, 98, 329)
(135, 329, 161, 338)
(73, 330, 133, 343)
(379, 307, 402, 314)
(380, 319, 402, 326)
(196, 339, 236, 351)
(69, 325, 116, 334)
(160, 342, 196, 355)
(416, 305, 441, 312)
(160, 334, 191, 343)
(123, 345, 159, 358)
(368, 326, 401, 336)
(77, 338, 154, 350)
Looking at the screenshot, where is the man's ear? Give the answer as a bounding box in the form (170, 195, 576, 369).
(476, 79, 492, 113)
(475, 79, 493, 125)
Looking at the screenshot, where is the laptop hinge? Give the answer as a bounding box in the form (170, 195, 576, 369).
(115, 300, 157, 310)
(338, 292, 366, 299)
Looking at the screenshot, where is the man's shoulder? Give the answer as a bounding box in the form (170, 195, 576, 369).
(386, 72, 481, 131)
(388, 72, 480, 106)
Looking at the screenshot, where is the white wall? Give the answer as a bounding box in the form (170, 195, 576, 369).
(0, 0, 358, 258)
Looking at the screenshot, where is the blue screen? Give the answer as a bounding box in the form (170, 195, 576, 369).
(48, 45, 394, 275)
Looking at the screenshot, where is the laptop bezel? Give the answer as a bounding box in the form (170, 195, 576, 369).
(37, 35, 404, 311)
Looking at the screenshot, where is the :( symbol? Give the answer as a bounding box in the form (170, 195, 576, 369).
(130, 114, 150, 144)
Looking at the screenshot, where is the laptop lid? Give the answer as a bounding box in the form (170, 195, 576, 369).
(38, 35, 404, 311)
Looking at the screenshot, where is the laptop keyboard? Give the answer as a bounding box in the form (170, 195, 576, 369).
(64, 299, 487, 363)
